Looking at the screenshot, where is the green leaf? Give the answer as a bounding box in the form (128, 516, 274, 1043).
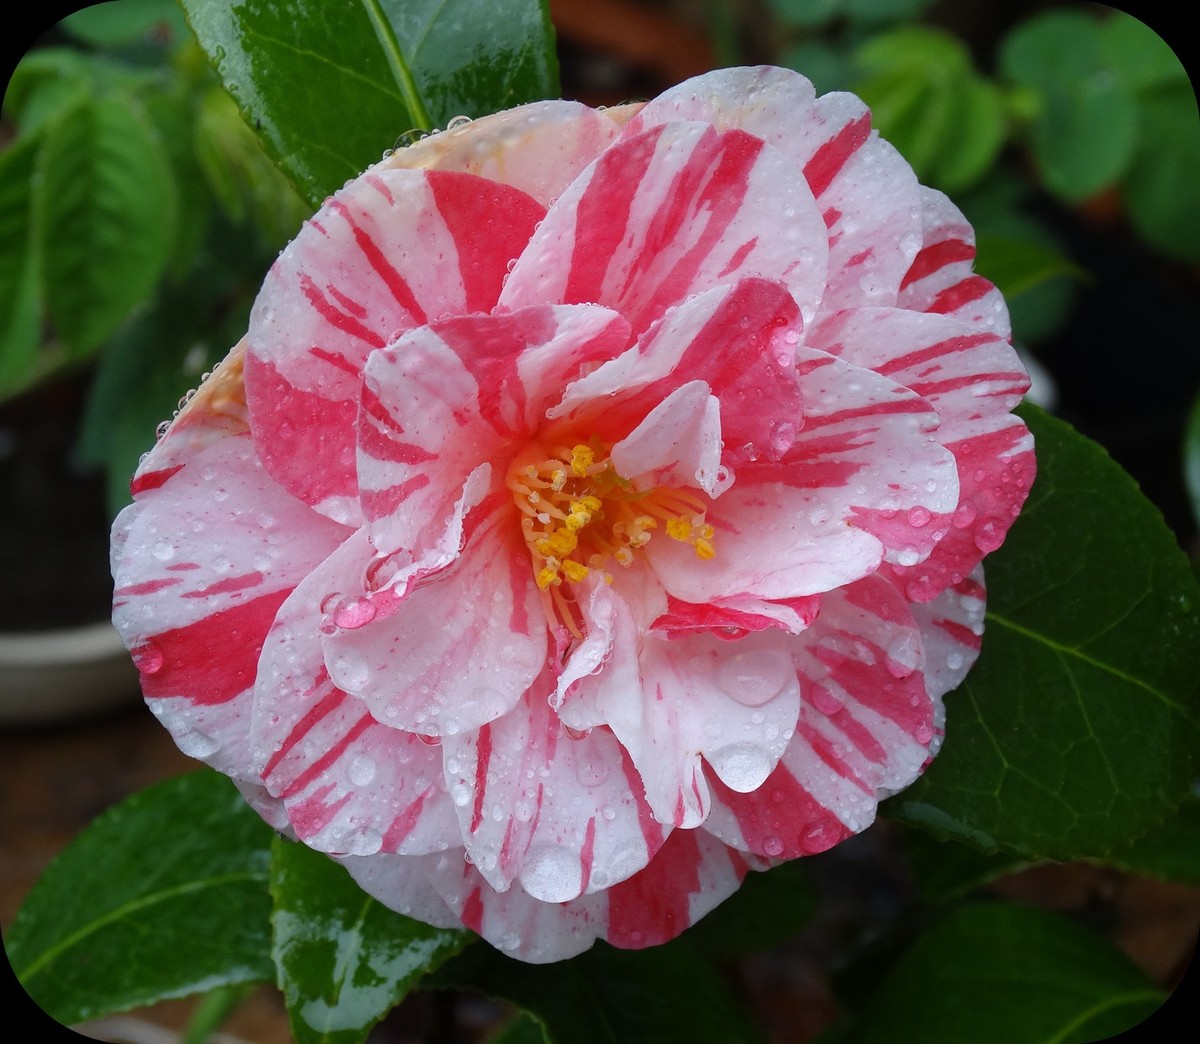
(180, 0, 559, 208)
(900, 828, 1028, 903)
(436, 940, 766, 1044)
(0, 132, 44, 400)
(1101, 791, 1200, 885)
(1121, 83, 1200, 264)
(887, 404, 1200, 860)
(60, 0, 187, 48)
(1101, 10, 1190, 92)
(34, 94, 176, 357)
(270, 838, 469, 1044)
(6, 770, 275, 1026)
(1000, 10, 1139, 200)
(839, 902, 1165, 1044)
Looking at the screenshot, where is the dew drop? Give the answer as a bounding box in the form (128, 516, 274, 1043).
(810, 683, 842, 716)
(132, 641, 164, 675)
(520, 844, 582, 903)
(176, 728, 220, 759)
(708, 742, 772, 791)
(906, 506, 931, 528)
(332, 595, 377, 630)
(330, 651, 371, 694)
(974, 518, 1004, 552)
(348, 753, 376, 786)
(762, 835, 785, 857)
(716, 649, 792, 707)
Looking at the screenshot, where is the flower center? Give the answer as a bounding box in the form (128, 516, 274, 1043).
(506, 439, 715, 633)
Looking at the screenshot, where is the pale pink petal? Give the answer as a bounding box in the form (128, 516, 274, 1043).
(898, 187, 1011, 337)
(500, 122, 828, 332)
(441, 683, 667, 901)
(380, 100, 632, 207)
(549, 279, 803, 471)
(625, 66, 923, 312)
(250, 530, 459, 856)
(111, 435, 351, 777)
(609, 381, 725, 496)
(705, 575, 933, 858)
(245, 169, 545, 520)
(322, 508, 546, 737)
(808, 306, 1034, 598)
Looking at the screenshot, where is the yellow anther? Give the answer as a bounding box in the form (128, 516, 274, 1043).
(562, 560, 590, 583)
(694, 538, 716, 560)
(667, 517, 692, 541)
(545, 528, 577, 555)
(565, 510, 591, 531)
(700, 523, 715, 540)
(536, 566, 560, 589)
(578, 495, 603, 513)
(570, 445, 594, 476)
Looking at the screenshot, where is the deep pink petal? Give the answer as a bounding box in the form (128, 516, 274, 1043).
(246, 168, 545, 519)
(500, 122, 828, 333)
(112, 435, 351, 777)
(442, 682, 667, 901)
(321, 507, 546, 737)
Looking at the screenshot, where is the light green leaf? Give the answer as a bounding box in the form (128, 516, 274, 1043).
(1000, 10, 1139, 200)
(888, 404, 1200, 860)
(34, 94, 176, 357)
(270, 838, 469, 1044)
(6, 770, 275, 1026)
(180, 0, 559, 208)
(839, 903, 1165, 1044)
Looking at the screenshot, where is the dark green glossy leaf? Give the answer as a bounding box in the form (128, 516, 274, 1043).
(0, 132, 43, 400)
(839, 902, 1165, 1044)
(900, 828, 1028, 903)
(35, 94, 176, 356)
(1000, 10, 1138, 200)
(490, 1012, 550, 1044)
(1122, 84, 1200, 264)
(436, 940, 765, 1044)
(682, 858, 816, 957)
(270, 838, 469, 1044)
(1102, 791, 1200, 885)
(180, 0, 558, 208)
(6, 770, 275, 1025)
(887, 404, 1200, 860)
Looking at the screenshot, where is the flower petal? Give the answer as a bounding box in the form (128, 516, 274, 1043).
(250, 529, 459, 855)
(380, 100, 633, 207)
(808, 306, 1034, 598)
(500, 121, 829, 332)
(246, 168, 545, 520)
(625, 65, 923, 313)
(442, 683, 667, 901)
(112, 435, 351, 777)
(705, 574, 933, 858)
(322, 507, 546, 737)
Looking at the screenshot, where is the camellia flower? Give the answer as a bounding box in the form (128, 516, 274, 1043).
(112, 66, 1034, 962)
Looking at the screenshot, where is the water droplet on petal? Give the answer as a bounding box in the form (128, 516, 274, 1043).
(708, 742, 772, 791)
(762, 835, 785, 857)
(348, 754, 376, 786)
(520, 844, 582, 903)
(332, 595, 377, 630)
(716, 649, 793, 707)
(132, 641, 164, 674)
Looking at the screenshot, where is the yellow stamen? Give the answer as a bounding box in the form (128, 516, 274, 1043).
(570, 444, 594, 476)
(562, 560, 590, 582)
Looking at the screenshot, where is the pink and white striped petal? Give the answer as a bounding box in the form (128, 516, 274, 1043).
(705, 575, 933, 859)
(898, 187, 1011, 337)
(441, 684, 667, 901)
(808, 306, 1034, 598)
(499, 121, 829, 332)
(906, 565, 987, 708)
(549, 279, 803, 471)
(321, 509, 546, 737)
(624, 66, 923, 313)
(248, 529, 459, 856)
(647, 348, 958, 604)
(245, 168, 545, 520)
(130, 339, 249, 498)
(651, 593, 820, 638)
(111, 435, 351, 777)
(380, 100, 633, 207)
